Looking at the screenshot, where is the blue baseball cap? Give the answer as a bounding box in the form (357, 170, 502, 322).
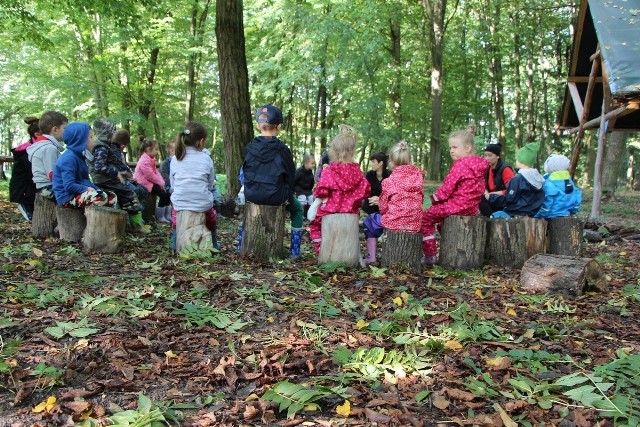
(255, 104, 283, 125)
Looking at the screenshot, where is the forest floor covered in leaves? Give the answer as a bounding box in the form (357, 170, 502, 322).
(1, 188, 640, 427)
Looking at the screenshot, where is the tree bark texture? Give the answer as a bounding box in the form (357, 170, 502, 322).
(523, 217, 547, 258)
(31, 193, 57, 239)
(520, 254, 608, 297)
(547, 216, 583, 256)
(55, 206, 86, 243)
(601, 131, 627, 199)
(241, 203, 286, 260)
(381, 230, 422, 271)
(216, 0, 253, 200)
(440, 215, 487, 270)
(318, 214, 361, 267)
(141, 192, 157, 226)
(485, 217, 527, 268)
(83, 206, 127, 254)
(176, 210, 213, 254)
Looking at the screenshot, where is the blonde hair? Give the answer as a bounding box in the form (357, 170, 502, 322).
(449, 130, 475, 148)
(328, 124, 358, 163)
(388, 140, 412, 166)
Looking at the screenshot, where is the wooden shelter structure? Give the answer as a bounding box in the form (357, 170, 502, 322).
(559, 0, 640, 217)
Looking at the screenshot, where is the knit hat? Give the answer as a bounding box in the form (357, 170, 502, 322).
(515, 142, 539, 167)
(484, 143, 502, 157)
(544, 154, 571, 173)
(93, 118, 116, 143)
(255, 104, 283, 125)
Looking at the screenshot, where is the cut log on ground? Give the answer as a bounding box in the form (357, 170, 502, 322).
(486, 217, 527, 268)
(241, 203, 286, 259)
(381, 230, 422, 271)
(55, 205, 86, 243)
(440, 215, 487, 270)
(176, 210, 213, 254)
(521, 254, 608, 297)
(82, 206, 127, 253)
(31, 193, 57, 239)
(141, 193, 157, 225)
(318, 213, 361, 267)
(523, 217, 547, 258)
(548, 216, 583, 256)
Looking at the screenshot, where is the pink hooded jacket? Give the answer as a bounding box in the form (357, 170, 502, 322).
(314, 163, 370, 215)
(133, 152, 165, 192)
(431, 155, 489, 214)
(379, 164, 424, 232)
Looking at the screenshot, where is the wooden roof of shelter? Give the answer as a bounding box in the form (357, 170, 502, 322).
(560, 0, 640, 132)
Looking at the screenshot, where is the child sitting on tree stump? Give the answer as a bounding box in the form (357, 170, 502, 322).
(362, 141, 424, 264)
(421, 130, 489, 265)
(308, 125, 370, 254)
(535, 154, 582, 219)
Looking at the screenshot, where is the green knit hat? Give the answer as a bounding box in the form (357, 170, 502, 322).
(515, 142, 540, 167)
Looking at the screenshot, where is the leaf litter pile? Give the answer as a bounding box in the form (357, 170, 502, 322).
(1, 200, 639, 426)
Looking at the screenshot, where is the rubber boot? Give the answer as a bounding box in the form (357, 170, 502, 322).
(290, 228, 303, 259)
(236, 224, 243, 254)
(365, 238, 377, 264)
(156, 207, 170, 223)
(164, 206, 173, 223)
(211, 229, 221, 251)
(129, 212, 148, 235)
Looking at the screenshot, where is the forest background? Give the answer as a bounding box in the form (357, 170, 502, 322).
(0, 0, 637, 199)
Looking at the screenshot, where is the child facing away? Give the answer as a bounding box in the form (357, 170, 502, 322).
(27, 111, 69, 201)
(91, 118, 146, 234)
(421, 130, 489, 265)
(159, 141, 175, 190)
(535, 154, 582, 219)
(10, 116, 41, 221)
(241, 104, 304, 258)
(308, 125, 371, 254)
(170, 121, 219, 250)
(490, 142, 545, 218)
(294, 154, 316, 209)
(134, 137, 172, 223)
(52, 122, 117, 209)
(363, 141, 424, 264)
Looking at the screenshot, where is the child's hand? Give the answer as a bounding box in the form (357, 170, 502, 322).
(117, 171, 128, 184)
(484, 191, 490, 200)
(368, 196, 379, 206)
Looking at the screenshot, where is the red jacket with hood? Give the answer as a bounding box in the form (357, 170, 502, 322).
(313, 162, 370, 215)
(379, 164, 424, 232)
(431, 155, 489, 215)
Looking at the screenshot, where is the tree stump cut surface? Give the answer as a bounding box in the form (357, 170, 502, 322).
(31, 193, 57, 239)
(141, 193, 157, 225)
(440, 215, 487, 270)
(241, 203, 286, 259)
(486, 217, 527, 268)
(176, 210, 213, 253)
(523, 217, 547, 258)
(521, 254, 608, 297)
(83, 206, 127, 253)
(381, 230, 422, 271)
(55, 205, 86, 243)
(548, 216, 583, 256)
(318, 213, 361, 267)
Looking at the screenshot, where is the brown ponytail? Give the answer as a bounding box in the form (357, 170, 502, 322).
(175, 121, 208, 161)
(138, 136, 158, 158)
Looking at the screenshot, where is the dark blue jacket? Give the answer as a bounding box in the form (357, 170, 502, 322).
(243, 136, 295, 205)
(53, 122, 98, 205)
(490, 168, 545, 217)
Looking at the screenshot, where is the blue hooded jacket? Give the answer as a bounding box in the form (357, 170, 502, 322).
(535, 171, 582, 218)
(53, 122, 98, 205)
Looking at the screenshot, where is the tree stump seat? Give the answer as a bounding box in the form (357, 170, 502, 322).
(318, 213, 361, 267)
(485, 217, 528, 268)
(176, 210, 214, 254)
(31, 193, 57, 239)
(520, 254, 608, 297)
(55, 205, 86, 243)
(523, 217, 547, 258)
(440, 215, 487, 270)
(381, 230, 422, 271)
(547, 216, 583, 256)
(240, 203, 286, 259)
(141, 192, 157, 226)
(83, 206, 127, 253)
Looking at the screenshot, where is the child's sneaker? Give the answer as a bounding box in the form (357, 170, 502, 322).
(17, 204, 31, 222)
(421, 255, 437, 266)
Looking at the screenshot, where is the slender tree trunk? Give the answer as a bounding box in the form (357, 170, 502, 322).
(512, 29, 522, 151)
(186, 0, 212, 121)
(423, 0, 447, 181)
(319, 81, 328, 150)
(138, 47, 160, 135)
(216, 0, 253, 199)
(602, 131, 627, 199)
(389, 13, 402, 134)
(525, 51, 535, 142)
(484, 0, 505, 145)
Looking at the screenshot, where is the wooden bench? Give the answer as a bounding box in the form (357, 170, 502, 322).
(240, 203, 286, 259)
(381, 230, 422, 271)
(440, 215, 487, 270)
(83, 206, 127, 253)
(318, 213, 361, 267)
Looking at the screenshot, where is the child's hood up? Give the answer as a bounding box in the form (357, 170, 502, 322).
(455, 155, 489, 178)
(62, 122, 91, 155)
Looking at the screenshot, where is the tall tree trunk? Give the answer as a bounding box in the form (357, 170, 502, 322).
(484, 0, 505, 146)
(423, 0, 447, 181)
(216, 0, 253, 200)
(601, 131, 627, 199)
(138, 47, 160, 135)
(512, 28, 522, 151)
(186, 0, 212, 121)
(525, 51, 536, 142)
(389, 13, 402, 134)
(319, 81, 328, 151)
